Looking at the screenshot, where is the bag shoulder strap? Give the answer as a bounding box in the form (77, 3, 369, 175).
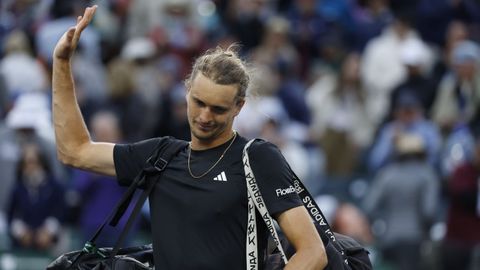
(109, 138, 188, 226)
(86, 138, 188, 256)
(242, 138, 344, 269)
(243, 139, 288, 270)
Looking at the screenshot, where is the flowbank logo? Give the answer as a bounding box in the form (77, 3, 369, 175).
(275, 186, 295, 197)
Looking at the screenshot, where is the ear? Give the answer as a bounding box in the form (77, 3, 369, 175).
(233, 98, 245, 116)
(185, 87, 191, 103)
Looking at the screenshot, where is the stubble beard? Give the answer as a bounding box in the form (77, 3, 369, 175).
(191, 121, 232, 145)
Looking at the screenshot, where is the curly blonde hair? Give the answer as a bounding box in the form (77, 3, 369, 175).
(185, 45, 250, 103)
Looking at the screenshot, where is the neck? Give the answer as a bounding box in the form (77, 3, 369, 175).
(190, 130, 236, 150)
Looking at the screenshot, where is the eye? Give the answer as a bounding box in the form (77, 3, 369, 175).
(212, 106, 228, 114)
(193, 98, 206, 107)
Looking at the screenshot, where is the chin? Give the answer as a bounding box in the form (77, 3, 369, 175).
(192, 129, 217, 141)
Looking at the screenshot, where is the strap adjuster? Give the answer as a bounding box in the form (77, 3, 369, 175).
(145, 156, 168, 173)
(153, 158, 168, 171)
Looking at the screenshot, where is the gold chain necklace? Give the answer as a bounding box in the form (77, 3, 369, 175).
(188, 131, 237, 179)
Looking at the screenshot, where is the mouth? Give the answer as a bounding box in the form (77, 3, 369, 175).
(196, 122, 215, 132)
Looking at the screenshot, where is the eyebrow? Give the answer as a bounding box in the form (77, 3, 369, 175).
(191, 95, 230, 111)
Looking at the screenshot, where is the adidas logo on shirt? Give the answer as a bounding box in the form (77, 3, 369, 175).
(213, 171, 228, 181)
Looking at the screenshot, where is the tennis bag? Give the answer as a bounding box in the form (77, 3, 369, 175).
(47, 140, 188, 270)
(265, 230, 372, 270)
(47, 244, 154, 270)
(243, 139, 373, 270)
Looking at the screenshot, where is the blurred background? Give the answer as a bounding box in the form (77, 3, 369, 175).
(0, 0, 480, 269)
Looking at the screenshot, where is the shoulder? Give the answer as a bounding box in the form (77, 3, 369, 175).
(115, 136, 183, 156)
(113, 136, 188, 185)
(247, 139, 282, 158)
(114, 136, 187, 169)
(246, 139, 290, 169)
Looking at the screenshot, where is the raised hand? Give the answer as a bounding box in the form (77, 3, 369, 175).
(53, 5, 97, 60)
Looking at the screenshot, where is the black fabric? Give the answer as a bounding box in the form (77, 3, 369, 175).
(246, 139, 372, 270)
(47, 140, 186, 270)
(47, 244, 154, 270)
(327, 232, 373, 270)
(265, 224, 372, 270)
(113, 134, 302, 270)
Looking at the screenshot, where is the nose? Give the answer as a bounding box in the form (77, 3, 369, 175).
(198, 107, 214, 124)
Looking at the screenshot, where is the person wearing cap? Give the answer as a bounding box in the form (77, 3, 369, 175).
(51, 6, 327, 270)
(364, 132, 440, 270)
(431, 40, 480, 133)
(0, 93, 66, 237)
(368, 92, 441, 173)
(388, 39, 436, 120)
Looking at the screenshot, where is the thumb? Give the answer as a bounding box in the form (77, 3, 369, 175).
(66, 27, 76, 43)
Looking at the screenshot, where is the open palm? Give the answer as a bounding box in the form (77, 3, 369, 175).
(53, 5, 97, 60)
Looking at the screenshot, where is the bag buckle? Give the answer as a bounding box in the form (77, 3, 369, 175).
(145, 156, 168, 173)
(83, 241, 107, 258)
(153, 158, 168, 171)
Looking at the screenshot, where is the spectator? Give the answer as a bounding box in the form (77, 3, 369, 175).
(35, 0, 100, 64)
(0, 30, 48, 101)
(307, 53, 375, 176)
(389, 38, 436, 119)
(332, 202, 374, 246)
(126, 0, 204, 52)
(368, 93, 441, 173)
(431, 40, 480, 135)
(250, 16, 310, 125)
(441, 133, 480, 270)
(315, 194, 374, 245)
(71, 110, 140, 247)
(361, 13, 432, 125)
(350, 0, 393, 52)
(223, 0, 268, 53)
(233, 64, 282, 138)
(7, 143, 65, 251)
(286, 0, 332, 78)
(430, 20, 469, 93)
(152, 84, 191, 141)
(416, 0, 480, 46)
(364, 133, 440, 270)
(0, 74, 8, 118)
(0, 93, 65, 220)
(102, 57, 149, 142)
(440, 124, 476, 178)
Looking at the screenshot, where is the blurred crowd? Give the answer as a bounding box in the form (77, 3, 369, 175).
(1, 0, 480, 269)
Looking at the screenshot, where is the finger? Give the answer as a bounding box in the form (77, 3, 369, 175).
(82, 6, 97, 25)
(72, 6, 97, 46)
(66, 27, 76, 41)
(77, 6, 97, 32)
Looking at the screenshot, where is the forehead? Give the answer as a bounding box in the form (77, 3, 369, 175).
(190, 73, 239, 105)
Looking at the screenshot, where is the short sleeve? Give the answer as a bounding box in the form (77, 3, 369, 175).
(249, 140, 303, 216)
(114, 137, 168, 186)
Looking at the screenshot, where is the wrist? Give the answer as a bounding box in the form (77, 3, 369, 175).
(53, 56, 72, 64)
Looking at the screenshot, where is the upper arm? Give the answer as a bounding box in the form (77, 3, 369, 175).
(73, 142, 116, 176)
(250, 141, 302, 215)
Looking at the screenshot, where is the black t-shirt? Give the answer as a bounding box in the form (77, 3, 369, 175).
(113, 134, 302, 270)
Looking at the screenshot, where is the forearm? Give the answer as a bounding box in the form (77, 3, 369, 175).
(277, 207, 328, 270)
(284, 248, 327, 270)
(52, 58, 91, 166)
(50, 6, 115, 175)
